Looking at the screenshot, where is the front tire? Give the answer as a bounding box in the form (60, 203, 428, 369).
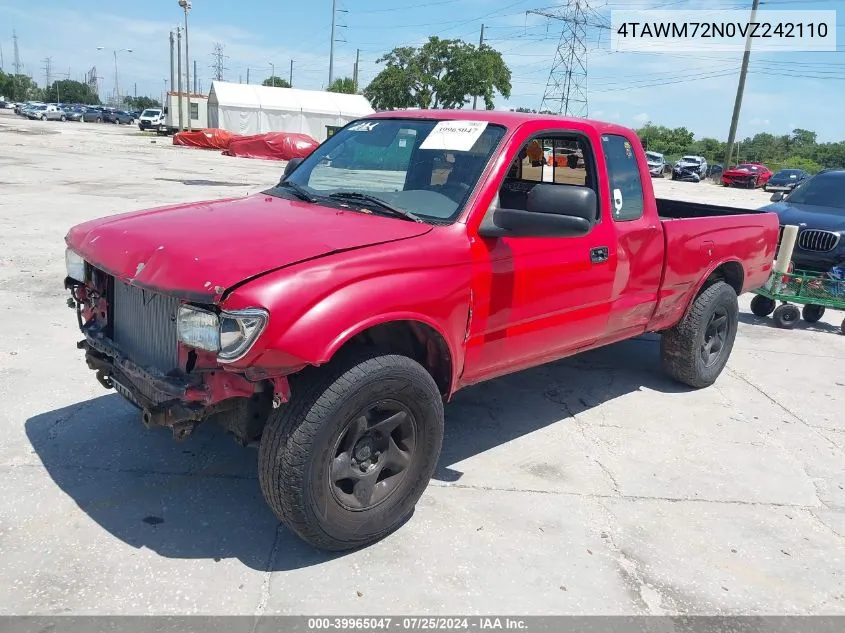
(258, 351, 444, 551)
(660, 281, 739, 388)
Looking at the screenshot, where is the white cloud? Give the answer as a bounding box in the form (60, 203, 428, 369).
(749, 117, 770, 126)
(632, 112, 650, 124)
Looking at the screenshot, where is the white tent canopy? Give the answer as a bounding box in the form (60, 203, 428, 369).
(207, 81, 374, 141)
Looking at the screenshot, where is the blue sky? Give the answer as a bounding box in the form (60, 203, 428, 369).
(1, 0, 844, 141)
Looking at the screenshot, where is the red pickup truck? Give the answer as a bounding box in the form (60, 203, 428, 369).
(64, 111, 779, 551)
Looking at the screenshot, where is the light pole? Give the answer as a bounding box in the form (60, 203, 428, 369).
(163, 78, 168, 109)
(96, 46, 132, 106)
(269, 62, 275, 87)
(178, 0, 192, 131)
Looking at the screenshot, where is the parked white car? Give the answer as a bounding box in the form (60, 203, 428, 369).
(674, 155, 708, 178)
(27, 104, 67, 121)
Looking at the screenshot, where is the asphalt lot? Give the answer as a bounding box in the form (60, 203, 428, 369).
(1, 110, 844, 616)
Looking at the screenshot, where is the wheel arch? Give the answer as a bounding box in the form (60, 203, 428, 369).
(321, 315, 456, 398)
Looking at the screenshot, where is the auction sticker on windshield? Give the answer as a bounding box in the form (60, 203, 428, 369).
(420, 120, 489, 151)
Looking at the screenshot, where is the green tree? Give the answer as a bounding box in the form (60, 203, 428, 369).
(0, 71, 43, 101)
(636, 123, 695, 157)
(363, 36, 511, 110)
(123, 95, 161, 110)
(328, 77, 356, 94)
(262, 77, 291, 88)
(45, 80, 99, 105)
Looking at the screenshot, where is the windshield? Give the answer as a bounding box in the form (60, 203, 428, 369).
(141, 109, 161, 117)
(269, 118, 507, 224)
(785, 174, 845, 211)
(646, 152, 663, 162)
(680, 157, 700, 163)
(776, 169, 803, 178)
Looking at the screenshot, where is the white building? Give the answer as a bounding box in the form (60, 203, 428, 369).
(207, 81, 374, 142)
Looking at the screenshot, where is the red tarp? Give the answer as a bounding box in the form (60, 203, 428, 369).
(223, 132, 319, 161)
(172, 128, 235, 150)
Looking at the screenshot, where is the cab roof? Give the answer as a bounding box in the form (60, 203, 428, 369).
(365, 108, 637, 137)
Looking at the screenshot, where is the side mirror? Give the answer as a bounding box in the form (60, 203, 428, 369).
(479, 184, 596, 238)
(280, 157, 303, 183)
(770, 191, 784, 202)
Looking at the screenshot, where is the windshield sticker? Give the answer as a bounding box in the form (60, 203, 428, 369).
(419, 120, 489, 152)
(348, 121, 379, 132)
(613, 188, 624, 216)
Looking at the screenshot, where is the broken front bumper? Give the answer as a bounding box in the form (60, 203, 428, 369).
(79, 330, 259, 440)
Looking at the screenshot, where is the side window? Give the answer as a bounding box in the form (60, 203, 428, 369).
(498, 135, 595, 215)
(601, 134, 644, 222)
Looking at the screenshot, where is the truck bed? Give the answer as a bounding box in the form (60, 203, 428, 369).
(647, 198, 781, 332)
(656, 198, 766, 220)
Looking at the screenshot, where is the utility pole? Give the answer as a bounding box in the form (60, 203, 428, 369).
(527, 1, 608, 117)
(270, 62, 275, 86)
(723, 0, 760, 168)
(134, 82, 137, 99)
(0, 42, 4, 72)
(472, 25, 485, 110)
(178, 0, 192, 131)
(177, 26, 184, 130)
(290, 59, 294, 87)
(352, 49, 359, 93)
(193, 59, 197, 93)
(328, 0, 337, 86)
(246, 68, 250, 84)
(169, 29, 176, 108)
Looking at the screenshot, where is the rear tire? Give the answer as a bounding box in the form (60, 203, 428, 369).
(661, 281, 739, 388)
(750, 295, 776, 317)
(258, 350, 444, 551)
(801, 304, 825, 323)
(773, 304, 800, 329)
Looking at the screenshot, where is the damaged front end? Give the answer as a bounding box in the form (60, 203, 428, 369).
(64, 251, 289, 444)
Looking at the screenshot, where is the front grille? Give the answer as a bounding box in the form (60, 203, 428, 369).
(112, 280, 180, 374)
(797, 229, 840, 253)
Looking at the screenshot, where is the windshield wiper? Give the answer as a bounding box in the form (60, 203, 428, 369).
(328, 192, 423, 223)
(277, 180, 317, 203)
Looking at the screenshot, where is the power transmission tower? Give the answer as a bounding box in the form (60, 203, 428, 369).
(527, 1, 609, 117)
(13, 30, 22, 75)
(211, 43, 228, 81)
(43, 57, 52, 89)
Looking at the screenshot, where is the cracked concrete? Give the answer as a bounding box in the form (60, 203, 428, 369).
(1, 111, 845, 615)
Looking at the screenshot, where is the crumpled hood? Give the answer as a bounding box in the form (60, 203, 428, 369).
(66, 193, 433, 302)
(722, 168, 755, 177)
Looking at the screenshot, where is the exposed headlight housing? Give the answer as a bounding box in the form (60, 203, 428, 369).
(177, 305, 268, 362)
(65, 248, 86, 282)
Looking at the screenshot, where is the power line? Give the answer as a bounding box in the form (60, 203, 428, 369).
(211, 43, 229, 81)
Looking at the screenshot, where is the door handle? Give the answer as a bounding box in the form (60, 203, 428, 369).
(590, 246, 609, 264)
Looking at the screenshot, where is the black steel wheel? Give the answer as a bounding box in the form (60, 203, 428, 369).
(750, 295, 776, 317)
(258, 350, 444, 551)
(841, 318, 845, 336)
(661, 281, 739, 388)
(772, 304, 800, 329)
(802, 304, 826, 323)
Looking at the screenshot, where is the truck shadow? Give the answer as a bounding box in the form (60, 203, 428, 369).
(435, 334, 687, 481)
(25, 335, 685, 571)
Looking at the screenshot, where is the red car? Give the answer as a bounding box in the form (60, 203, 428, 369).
(63, 110, 780, 551)
(722, 163, 773, 188)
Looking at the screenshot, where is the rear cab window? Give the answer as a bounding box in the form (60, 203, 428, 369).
(601, 134, 645, 222)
